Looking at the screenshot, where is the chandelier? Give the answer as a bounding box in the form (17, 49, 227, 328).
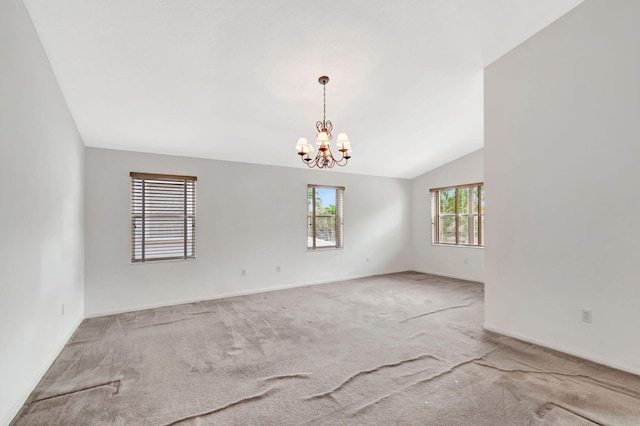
(296, 76, 352, 168)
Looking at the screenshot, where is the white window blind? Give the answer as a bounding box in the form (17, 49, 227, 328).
(131, 172, 197, 262)
(430, 182, 484, 247)
(308, 185, 344, 250)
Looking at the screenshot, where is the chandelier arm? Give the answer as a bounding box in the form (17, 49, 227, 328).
(301, 152, 318, 168)
(324, 150, 331, 168)
(301, 143, 351, 169)
(306, 156, 316, 168)
(333, 155, 346, 166)
(334, 150, 350, 166)
(328, 148, 339, 168)
(325, 121, 333, 140)
(317, 152, 328, 168)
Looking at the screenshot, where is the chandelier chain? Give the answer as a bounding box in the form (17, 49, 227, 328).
(323, 82, 326, 126)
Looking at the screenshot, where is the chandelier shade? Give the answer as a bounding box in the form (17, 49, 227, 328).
(296, 76, 352, 169)
(296, 137, 314, 154)
(316, 131, 329, 146)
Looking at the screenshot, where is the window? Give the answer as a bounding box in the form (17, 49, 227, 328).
(308, 185, 344, 249)
(431, 183, 484, 247)
(131, 172, 197, 262)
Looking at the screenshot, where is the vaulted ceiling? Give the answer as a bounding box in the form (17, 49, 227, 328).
(23, 0, 584, 178)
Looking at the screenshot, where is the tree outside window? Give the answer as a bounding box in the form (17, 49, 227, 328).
(431, 183, 483, 247)
(308, 185, 344, 249)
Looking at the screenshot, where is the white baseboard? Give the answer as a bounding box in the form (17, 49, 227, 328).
(483, 323, 640, 377)
(2, 315, 85, 426)
(85, 271, 407, 318)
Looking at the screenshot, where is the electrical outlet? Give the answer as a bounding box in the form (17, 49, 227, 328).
(61, 304, 65, 316)
(463, 258, 468, 265)
(242, 269, 247, 277)
(276, 266, 281, 273)
(581, 309, 592, 323)
(366, 257, 370, 263)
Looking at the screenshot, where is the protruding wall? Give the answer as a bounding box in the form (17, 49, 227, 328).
(0, 0, 85, 423)
(484, 0, 640, 374)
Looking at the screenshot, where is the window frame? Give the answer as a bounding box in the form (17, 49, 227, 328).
(130, 172, 197, 263)
(430, 182, 484, 247)
(307, 184, 345, 250)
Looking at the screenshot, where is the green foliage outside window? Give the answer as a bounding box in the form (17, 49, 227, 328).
(308, 186, 344, 249)
(431, 184, 483, 247)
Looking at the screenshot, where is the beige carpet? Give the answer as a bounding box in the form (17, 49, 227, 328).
(11, 272, 640, 425)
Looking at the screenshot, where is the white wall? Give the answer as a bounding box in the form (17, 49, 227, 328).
(0, 0, 85, 424)
(410, 149, 484, 282)
(485, 0, 640, 374)
(85, 148, 412, 316)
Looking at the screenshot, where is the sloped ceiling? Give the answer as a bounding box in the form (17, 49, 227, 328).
(23, 0, 584, 178)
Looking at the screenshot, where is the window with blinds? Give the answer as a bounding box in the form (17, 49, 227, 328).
(308, 185, 344, 250)
(131, 172, 197, 262)
(430, 183, 484, 247)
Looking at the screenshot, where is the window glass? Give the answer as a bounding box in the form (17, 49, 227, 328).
(431, 183, 483, 247)
(131, 172, 197, 262)
(308, 185, 344, 249)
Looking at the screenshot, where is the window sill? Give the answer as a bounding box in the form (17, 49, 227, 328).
(431, 244, 484, 249)
(131, 257, 197, 264)
(306, 247, 344, 252)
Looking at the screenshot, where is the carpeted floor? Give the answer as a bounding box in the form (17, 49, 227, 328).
(11, 272, 640, 425)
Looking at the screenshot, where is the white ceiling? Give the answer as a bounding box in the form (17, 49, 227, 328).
(23, 0, 584, 179)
